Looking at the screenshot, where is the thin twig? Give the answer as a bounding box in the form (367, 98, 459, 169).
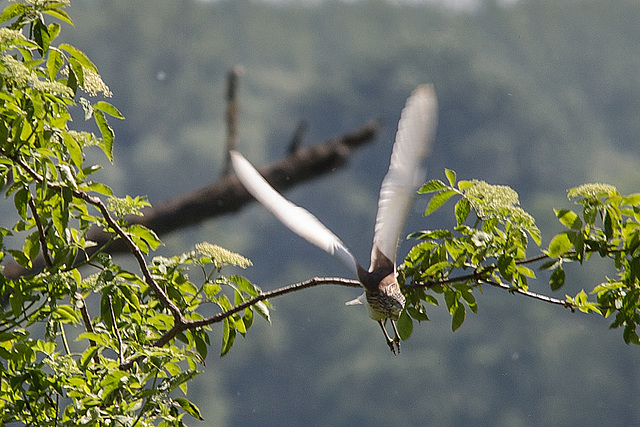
(10, 153, 187, 331)
(59, 323, 71, 355)
(78, 296, 98, 353)
(153, 276, 361, 347)
(28, 196, 52, 268)
(222, 66, 242, 176)
(108, 295, 124, 366)
(481, 278, 574, 309)
(405, 256, 575, 309)
(287, 119, 308, 155)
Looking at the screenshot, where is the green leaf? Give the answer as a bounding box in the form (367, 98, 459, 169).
(425, 190, 457, 216)
(14, 187, 29, 220)
(555, 209, 582, 230)
(47, 22, 61, 40)
(53, 305, 79, 323)
(93, 101, 124, 119)
(254, 301, 271, 324)
(528, 225, 542, 246)
(127, 224, 162, 254)
(94, 110, 114, 162)
(220, 318, 236, 356)
(418, 179, 448, 194)
(0, 3, 29, 24)
(65, 61, 78, 93)
(62, 131, 83, 168)
(457, 180, 474, 191)
(549, 265, 565, 291)
(80, 346, 99, 369)
(42, 8, 74, 26)
(203, 282, 222, 300)
(23, 232, 40, 263)
(460, 290, 477, 313)
(623, 323, 640, 345)
(547, 232, 574, 258)
(583, 204, 597, 225)
(454, 198, 470, 226)
(174, 398, 204, 421)
(33, 18, 51, 54)
(407, 304, 430, 321)
(451, 304, 465, 332)
(396, 310, 413, 340)
(445, 169, 457, 187)
(498, 255, 515, 281)
(58, 164, 78, 189)
(59, 43, 98, 73)
(82, 181, 113, 196)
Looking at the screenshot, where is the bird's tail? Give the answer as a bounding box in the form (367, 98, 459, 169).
(345, 292, 366, 306)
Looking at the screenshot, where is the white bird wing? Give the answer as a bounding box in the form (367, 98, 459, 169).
(370, 84, 438, 271)
(230, 150, 360, 278)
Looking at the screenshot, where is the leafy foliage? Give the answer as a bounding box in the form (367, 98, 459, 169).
(399, 171, 640, 345)
(0, 2, 267, 425)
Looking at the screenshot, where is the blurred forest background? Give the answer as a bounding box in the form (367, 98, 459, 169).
(13, 0, 640, 425)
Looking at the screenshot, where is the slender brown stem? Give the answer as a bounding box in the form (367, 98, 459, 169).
(27, 195, 52, 268)
(78, 297, 97, 348)
(481, 279, 573, 309)
(9, 152, 186, 324)
(153, 277, 361, 347)
(108, 295, 124, 366)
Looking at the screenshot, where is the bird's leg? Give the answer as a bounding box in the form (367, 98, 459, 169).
(390, 320, 401, 354)
(378, 320, 397, 355)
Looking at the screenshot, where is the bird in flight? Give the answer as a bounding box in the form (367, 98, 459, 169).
(230, 85, 437, 354)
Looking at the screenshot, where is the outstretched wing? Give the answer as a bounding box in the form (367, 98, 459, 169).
(230, 150, 360, 277)
(370, 84, 438, 271)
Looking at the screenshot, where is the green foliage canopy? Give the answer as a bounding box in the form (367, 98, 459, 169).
(0, 2, 268, 425)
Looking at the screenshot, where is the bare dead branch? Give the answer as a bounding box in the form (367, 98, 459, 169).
(2, 121, 380, 279)
(287, 119, 308, 154)
(222, 66, 243, 176)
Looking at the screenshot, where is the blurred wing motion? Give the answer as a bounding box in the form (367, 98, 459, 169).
(230, 150, 360, 277)
(370, 84, 438, 271)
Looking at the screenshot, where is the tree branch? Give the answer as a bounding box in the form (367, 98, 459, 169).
(222, 66, 242, 176)
(6, 153, 186, 325)
(152, 276, 361, 347)
(2, 121, 379, 279)
(481, 278, 574, 308)
(405, 252, 576, 310)
(27, 196, 52, 268)
(119, 276, 361, 370)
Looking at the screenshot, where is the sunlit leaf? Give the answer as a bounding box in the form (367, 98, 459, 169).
(555, 209, 582, 230)
(445, 168, 457, 187)
(425, 189, 457, 216)
(60, 43, 98, 72)
(547, 232, 574, 258)
(454, 198, 470, 226)
(94, 110, 114, 162)
(42, 8, 74, 26)
(174, 398, 204, 420)
(418, 179, 448, 194)
(93, 101, 124, 119)
(0, 3, 29, 24)
(13, 188, 29, 220)
(254, 301, 271, 324)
